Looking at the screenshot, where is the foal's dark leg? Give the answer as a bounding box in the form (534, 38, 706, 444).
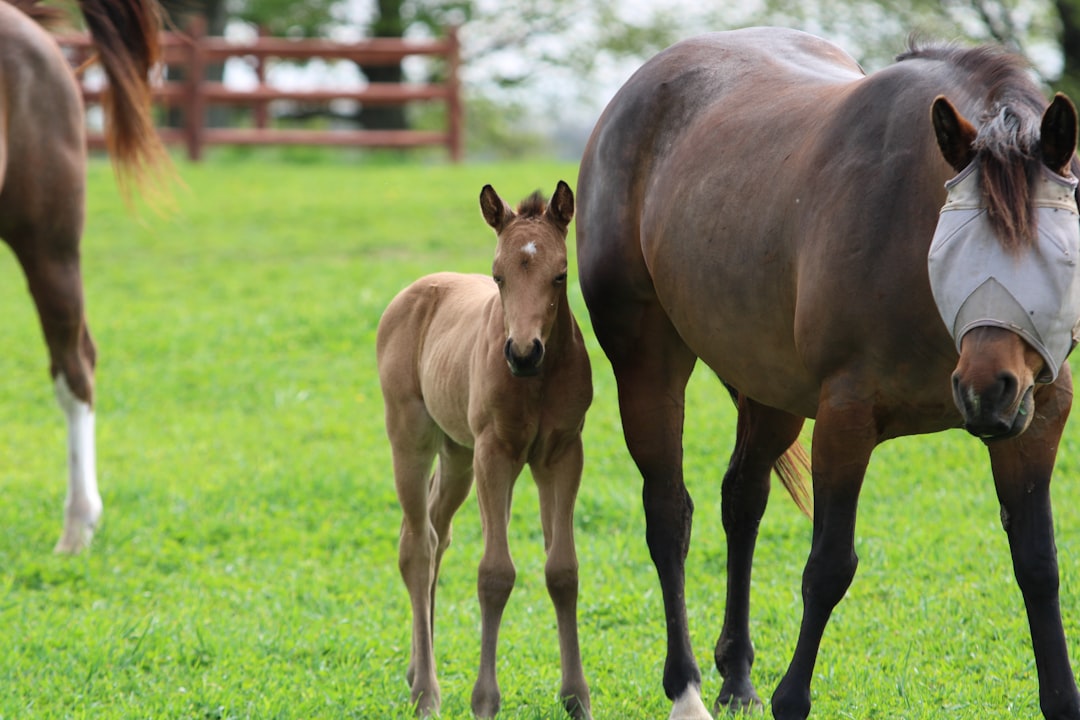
(714, 395, 805, 714)
(598, 303, 704, 716)
(987, 375, 1080, 720)
(772, 395, 875, 720)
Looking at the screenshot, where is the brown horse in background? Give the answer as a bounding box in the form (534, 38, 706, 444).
(378, 181, 592, 718)
(2, 0, 167, 552)
(577, 27, 1080, 720)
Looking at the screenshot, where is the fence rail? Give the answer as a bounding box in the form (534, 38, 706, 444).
(56, 18, 463, 161)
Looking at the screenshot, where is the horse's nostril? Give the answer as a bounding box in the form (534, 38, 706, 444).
(995, 371, 1017, 405)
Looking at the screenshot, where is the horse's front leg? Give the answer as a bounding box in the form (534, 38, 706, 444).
(987, 371, 1080, 720)
(772, 394, 875, 720)
(471, 439, 524, 719)
(533, 432, 591, 720)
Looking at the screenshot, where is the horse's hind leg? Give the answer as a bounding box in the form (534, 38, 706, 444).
(986, 375, 1080, 720)
(14, 246, 101, 554)
(714, 396, 804, 715)
(534, 436, 591, 720)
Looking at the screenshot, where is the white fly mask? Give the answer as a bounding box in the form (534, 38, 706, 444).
(928, 163, 1080, 383)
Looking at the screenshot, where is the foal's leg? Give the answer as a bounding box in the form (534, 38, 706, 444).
(12, 243, 101, 554)
(599, 305, 704, 719)
(427, 440, 475, 648)
(387, 405, 443, 716)
(772, 391, 875, 720)
(534, 435, 591, 720)
(471, 438, 524, 718)
(986, 375, 1080, 720)
(714, 396, 804, 715)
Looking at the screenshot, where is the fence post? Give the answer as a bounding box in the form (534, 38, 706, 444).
(254, 25, 269, 131)
(446, 25, 463, 163)
(185, 15, 207, 161)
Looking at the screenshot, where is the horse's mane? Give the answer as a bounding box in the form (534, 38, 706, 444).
(517, 191, 547, 218)
(899, 40, 1047, 250)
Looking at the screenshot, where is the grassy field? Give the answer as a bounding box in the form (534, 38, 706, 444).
(2, 156, 1080, 719)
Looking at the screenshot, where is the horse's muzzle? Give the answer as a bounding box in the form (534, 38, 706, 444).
(505, 338, 544, 377)
(951, 371, 1035, 440)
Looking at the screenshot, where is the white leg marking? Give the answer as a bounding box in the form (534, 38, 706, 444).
(53, 374, 102, 553)
(670, 684, 714, 720)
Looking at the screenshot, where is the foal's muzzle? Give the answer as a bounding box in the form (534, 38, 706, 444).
(504, 338, 544, 377)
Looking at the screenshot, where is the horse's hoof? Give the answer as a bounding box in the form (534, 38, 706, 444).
(54, 514, 100, 554)
(715, 682, 764, 715)
(670, 685, 714, 720)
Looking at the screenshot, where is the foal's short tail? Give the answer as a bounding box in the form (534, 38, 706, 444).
(74, 0, 170, 191)
(775, 442, 813, 519)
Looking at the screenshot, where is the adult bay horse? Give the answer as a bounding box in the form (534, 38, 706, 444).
(2, 0, 167, 552)
(378, 181, 593, 719)
(577, 27, 1080, 720)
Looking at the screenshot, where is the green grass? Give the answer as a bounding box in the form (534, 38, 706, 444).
(1, 156, 1079, 719)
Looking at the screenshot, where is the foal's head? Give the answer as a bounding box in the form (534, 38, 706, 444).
(480, 181, 575, 377)
(930, 88, 1080, 439)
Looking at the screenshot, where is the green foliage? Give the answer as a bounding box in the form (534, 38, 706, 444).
(1, 157, 1080, 719)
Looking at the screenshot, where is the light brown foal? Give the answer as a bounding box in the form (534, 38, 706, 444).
(2, 0, 166, 552)
(377, 181, 592, 719)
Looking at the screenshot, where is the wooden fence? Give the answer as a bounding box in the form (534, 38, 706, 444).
(56, 18, 462, 161)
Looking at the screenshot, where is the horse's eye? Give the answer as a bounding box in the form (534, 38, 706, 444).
(493, 275, 504, 287)
(554, 272, 567, 286)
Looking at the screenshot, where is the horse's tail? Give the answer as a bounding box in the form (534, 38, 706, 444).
(721, 380, 814, 519)
(775, 442, 813, 519)
(74, 0, 169, 189)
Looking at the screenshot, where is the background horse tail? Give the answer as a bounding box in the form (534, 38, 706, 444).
(73, 0, 168, 188)
(722, 380, 813, 518)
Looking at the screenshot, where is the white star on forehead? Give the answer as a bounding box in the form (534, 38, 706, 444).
(521, 241, 538, 256)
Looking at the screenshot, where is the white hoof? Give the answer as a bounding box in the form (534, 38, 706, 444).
(670, 685, 714, 720)
(54, 500, 102, 554)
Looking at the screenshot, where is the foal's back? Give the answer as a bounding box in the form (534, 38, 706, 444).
(377, 271, 501, 447)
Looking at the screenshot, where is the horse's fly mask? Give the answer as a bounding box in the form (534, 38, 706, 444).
(928, 163, 1080, 383)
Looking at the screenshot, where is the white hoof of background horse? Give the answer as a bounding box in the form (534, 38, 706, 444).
(53, 374, 102, 554)
(670, 685, 714, 720)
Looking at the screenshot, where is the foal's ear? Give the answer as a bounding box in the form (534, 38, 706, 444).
(545, 180, 574, 230)
(480, 184, 514, 233)
(1041, 93, 1078, 175)
(931, 96, 978, 173)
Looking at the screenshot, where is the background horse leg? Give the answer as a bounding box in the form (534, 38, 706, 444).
(15, 247, 101, 554)
(387, 407, 442, 716)
(471, 443, 523, 719)
(534, 436, 591, 720)
(772, 394, 875, 720)
(986, 375, 1080, 720)
(714, 395, 804, 714)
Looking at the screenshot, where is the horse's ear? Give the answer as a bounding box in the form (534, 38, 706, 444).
(546, 180, 574, 230)
(480, 184, 514, 233)
(1041, 93, 1078, 175)
(931, 96, 978, 173)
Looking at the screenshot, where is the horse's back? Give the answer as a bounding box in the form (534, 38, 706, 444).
(578, 27, 960, 424)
